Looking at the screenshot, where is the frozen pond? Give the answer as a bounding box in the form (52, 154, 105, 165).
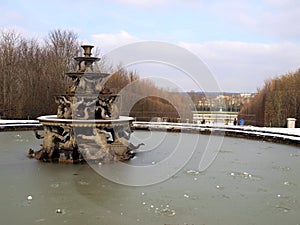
(0, 130, 299, 225)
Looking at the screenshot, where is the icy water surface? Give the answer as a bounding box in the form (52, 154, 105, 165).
(0, 130, 300, 225)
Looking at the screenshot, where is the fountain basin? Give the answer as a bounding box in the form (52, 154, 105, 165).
(1, 130, 300, 225)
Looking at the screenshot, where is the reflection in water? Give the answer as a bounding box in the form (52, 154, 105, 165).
(0, 131, 299, 225)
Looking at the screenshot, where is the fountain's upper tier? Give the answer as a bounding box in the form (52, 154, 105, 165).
(81, 45, 94, 57)
(65, 45, 107, 79)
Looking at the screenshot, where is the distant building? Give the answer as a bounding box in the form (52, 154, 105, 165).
(188, 92, 256, 112)
(193, 111, 238, 125)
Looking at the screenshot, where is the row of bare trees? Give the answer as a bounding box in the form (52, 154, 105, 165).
(105, 69, 193, 121)
(239, 69, 300, 127)
(0, 29, 192, 122)
(0, 29, 80, 118)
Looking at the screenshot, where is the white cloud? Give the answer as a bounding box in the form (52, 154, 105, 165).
(0, 10, 22, 24)
(262, 0, 298, 8)
(0, 26, 45, 43)
(209, 0, 300, 40)
(92, 30, 141, 53)
(112, 0, 165, 7)
(91, 31, 300, 92)
(179, 41, 300, 92)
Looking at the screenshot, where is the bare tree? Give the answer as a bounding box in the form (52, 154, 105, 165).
(0, 29, 80, 119)
(240, 70, 300, 127)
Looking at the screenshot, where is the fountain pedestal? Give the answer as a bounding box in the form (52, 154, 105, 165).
(30, 45, 143, 163)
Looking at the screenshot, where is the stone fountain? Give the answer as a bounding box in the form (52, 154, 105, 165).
(29, 45, 143, 163)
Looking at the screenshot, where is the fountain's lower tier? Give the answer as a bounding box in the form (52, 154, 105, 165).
(37, 115, 134, 127)
(28, 115, 143, 163)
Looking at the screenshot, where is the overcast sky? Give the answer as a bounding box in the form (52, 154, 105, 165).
(1, 0, 300, 92)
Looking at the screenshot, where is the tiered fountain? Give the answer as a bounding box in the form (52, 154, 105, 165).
(29, 45, 143, 163)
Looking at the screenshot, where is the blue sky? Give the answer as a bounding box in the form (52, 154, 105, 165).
(1, 0, 300, 92)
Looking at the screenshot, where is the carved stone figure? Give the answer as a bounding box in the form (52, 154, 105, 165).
(82, 98, 98, 119)
(59, 128, 77, 151)
(78, 128, 110, 153)
(55, 96, 65, 119)
(33, 126, 65, 161)
(62, 96, 72, 119)
(107, 98, 119, 119)
(114, 127, 145, 151)
(66, 76, 80, 94)
(58, 128, 80, 161)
